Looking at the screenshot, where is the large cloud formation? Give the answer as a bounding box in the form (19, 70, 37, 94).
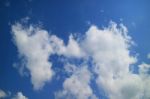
(12, 23, 83, 90)
(12, 21, 150, 99)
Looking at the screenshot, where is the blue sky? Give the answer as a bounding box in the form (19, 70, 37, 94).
(0, 0, 150, 99)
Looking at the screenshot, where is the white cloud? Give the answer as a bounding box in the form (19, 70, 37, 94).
(138, 63, 150, 99)
(0, 89, 7, 98)
(12, 21, 150, 99)
(12, 22, 83, 90)
(12, 23, 54, 90)
(50, 34, 84, 58)
(12, 92, 28, 99)
(80, 22, 150, 99)
(81, 22, 138, 99)
(55, 65, 97, 99)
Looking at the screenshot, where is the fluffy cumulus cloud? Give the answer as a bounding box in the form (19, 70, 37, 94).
(12, 23, 54, 90)
(12, 21, 150, 99)
(12, 92, 28, 99)
(56, 22, 150, 99)
(55, 65, 97, 99)
(81, 22, 150, 99)
(49, 34, 84, 58)
(82, 22, 140, 99)
(12, 22, 83, 90)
